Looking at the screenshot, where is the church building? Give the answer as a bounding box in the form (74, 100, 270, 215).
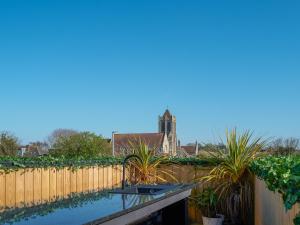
(113, 109, 177, 156)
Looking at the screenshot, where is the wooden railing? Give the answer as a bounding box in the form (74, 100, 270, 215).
(255, 177, 300, 225)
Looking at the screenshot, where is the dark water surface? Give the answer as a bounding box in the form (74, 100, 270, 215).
(0, 188, 201, 225)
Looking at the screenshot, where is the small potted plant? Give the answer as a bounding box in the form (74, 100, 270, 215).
(192, 188, 223, 225)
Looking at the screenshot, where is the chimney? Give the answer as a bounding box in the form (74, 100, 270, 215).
(195, 140, 199, 155)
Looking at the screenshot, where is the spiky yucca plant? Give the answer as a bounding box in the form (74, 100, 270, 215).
(201, 129, 267, 225)
(126, 139, 177, 184)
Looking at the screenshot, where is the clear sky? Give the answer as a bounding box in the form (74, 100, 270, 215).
(0, 0, 299, 144)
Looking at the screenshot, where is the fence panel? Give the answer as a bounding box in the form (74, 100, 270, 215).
(255, 177, 300, 225)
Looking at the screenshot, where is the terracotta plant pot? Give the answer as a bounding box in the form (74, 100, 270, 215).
(202, 215, 223, 225)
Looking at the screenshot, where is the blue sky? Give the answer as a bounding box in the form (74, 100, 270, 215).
(0, 0, 299, 144)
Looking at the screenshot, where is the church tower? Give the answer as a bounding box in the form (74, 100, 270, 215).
(158, 109, 177, 155)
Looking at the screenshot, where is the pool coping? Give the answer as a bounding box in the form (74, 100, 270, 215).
(84, 184, 194, 225)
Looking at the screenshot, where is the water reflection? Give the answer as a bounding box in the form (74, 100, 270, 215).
(0, 189, 164, 225)
(0, 190, 113, 224)
(0, 188, 201, 225)
(121, 194, 155, 210)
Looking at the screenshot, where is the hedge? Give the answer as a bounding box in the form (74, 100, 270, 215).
(0, 156, 210, 171)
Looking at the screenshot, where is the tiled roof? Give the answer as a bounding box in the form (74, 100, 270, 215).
(181, 145, 196, 155)
(114, 133, 164, 155)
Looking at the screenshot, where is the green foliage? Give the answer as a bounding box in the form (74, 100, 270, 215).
(0, 156, 210, 171)
(191, 188, 218, 217)
(251, 155, 300, 225)
(200, 129, 267, 225)
(0, 132, 19, 156)
(127, 140, 177, 184)
(0, 156, 123, 171)
(50, 132, 111, 158)
(251, 155, 300, 209)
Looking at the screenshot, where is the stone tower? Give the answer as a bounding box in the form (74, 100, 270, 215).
(158, 109, 177, 155)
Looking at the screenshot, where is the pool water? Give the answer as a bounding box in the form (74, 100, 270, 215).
(0, 185, 195, 225)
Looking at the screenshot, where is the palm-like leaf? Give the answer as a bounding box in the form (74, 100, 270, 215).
(200, 129, 267, 225)
(126, 139, 177, 184)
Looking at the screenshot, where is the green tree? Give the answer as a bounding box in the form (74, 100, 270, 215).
(0, 131, 20, 156)
(50, 132, 111, 158)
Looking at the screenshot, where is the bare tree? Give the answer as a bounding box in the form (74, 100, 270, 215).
(269, 137, 299, 155)
(24, 141, 49, 157)
(48, 129, 78, 147)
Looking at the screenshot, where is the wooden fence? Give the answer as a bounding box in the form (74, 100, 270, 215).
(0, 166, 122, 209)
(0, 165, 208, 210)
(255, 177, 300, 225)
(3, 165, 298, 225)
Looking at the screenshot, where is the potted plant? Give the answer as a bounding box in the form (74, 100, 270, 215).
(192, 188, 223, 225)
(123, 139, 177, 184)
(201, 129, 267, 225)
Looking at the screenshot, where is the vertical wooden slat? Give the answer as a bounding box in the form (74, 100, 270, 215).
(49, 168, 57, 201)
(117, 165, 122, 185)
(112, 165, 116, 187)
(5, 171, 16, 208)
(70, 169, 77, 193)
(33, 168, 42, 205)
(113, 166, 118, 188)
(41, 168, 50, 203)
(93, 167, 99, 191)
(15, 169, 25, 206)
(99, 167, 104, 190)
(82, 168, 89, 192)
(0, 171, 5, 208)
(64, 168, 71, 196)
(56, 169, 64, 199)
(107, 166, 113, 189)
(88, 167, 94, 191)
(25, 169, 34, 206)
(115, 165, 119, 186)
(103, 166, 108, 189)
(76, 169, 83, 193)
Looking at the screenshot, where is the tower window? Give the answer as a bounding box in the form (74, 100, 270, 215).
(167, 122, 171, 133)
(161, 122, 165, 132)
